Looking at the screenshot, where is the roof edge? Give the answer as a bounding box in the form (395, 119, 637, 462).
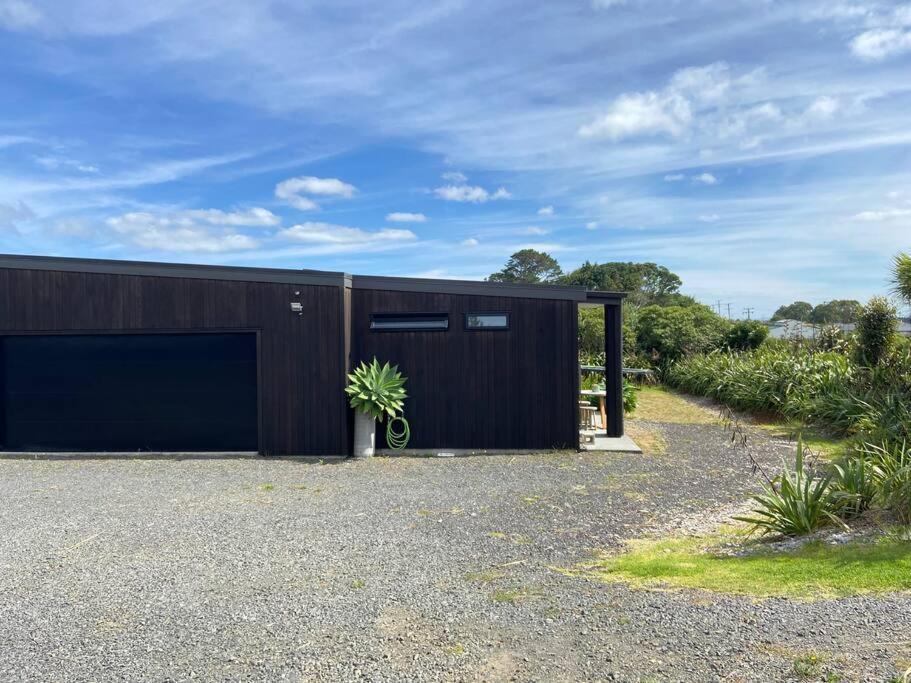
(0, 253, 628, 302)
(0, 253, 347, 288)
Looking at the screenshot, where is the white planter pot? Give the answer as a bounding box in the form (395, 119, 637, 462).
(353, 411, 376, 457)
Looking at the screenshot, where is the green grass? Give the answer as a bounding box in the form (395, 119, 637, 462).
(350, 579, 365, 589)
(573, 535, 911, 599)
(631, 386, 719, 425)
(754, 418, 850, 459)
(490, 587, 535, 604)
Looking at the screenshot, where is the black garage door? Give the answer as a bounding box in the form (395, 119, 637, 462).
(0, 333, 258, 452)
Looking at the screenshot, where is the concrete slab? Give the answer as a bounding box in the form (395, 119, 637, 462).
(581, 432, 642, 453)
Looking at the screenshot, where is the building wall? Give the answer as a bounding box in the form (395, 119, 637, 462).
(351, 288, 579, 450)
(0, 267, 347, 455)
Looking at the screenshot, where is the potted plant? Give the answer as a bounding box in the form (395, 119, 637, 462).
(345, 359, 408, 457)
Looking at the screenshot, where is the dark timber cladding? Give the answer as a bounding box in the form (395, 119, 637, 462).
(351, 287, 579, 450)
(0, 257, 347, 455)
(0, 253, 626, 455)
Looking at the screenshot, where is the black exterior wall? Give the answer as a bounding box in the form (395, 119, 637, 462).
(351, 287, 580, 451)
(0, 254, 625, 455)
(0, 263, 347, 455)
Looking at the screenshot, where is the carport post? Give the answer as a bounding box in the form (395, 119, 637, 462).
(604, 302, 624, 437)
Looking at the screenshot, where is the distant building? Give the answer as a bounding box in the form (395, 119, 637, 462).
(766, 319, 911, 339)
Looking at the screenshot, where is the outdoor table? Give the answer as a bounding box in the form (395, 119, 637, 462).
(579, 389, 607, 429)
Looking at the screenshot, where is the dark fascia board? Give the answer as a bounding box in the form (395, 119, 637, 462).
(350, 274, 596, 302)
(0, 253, 628, 302)
(584, 290, 627, 306)
(0, 253, 347, 288)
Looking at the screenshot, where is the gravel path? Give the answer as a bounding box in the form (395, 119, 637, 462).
(1, 403, 909, 682)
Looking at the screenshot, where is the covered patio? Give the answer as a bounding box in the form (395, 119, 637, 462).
(577, 291, 641, 453)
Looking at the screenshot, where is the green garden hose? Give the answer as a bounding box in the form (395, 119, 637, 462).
(386, 416, 411, 450)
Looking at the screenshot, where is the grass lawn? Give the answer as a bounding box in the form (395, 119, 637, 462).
(630, 385, 720, 425)
(573, 534, 911, 599)
(751, 418, 850, 459)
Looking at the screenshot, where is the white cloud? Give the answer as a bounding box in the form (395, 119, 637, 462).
(34, 156, 100, 174)
(669, 62, 733, 104)
(518, 226, 548, 235)
(103, 208, 277, 253)
(851, 208, 911, 221)
(433, 184, 511, 203)
(0, 0, 41, 29)
(585, 221, 599, 230)
(0, 200, 34, 232)
(579, 91, 691, 140)
(692, 172, 719, 185)
(698, 213, 721, 222)
(592, 0, 626, 8)
(850, 28, 911, 60)
(441, 171, 467, 183)
(805, 96, 839, 120)
(385, 211, 427, 223)
(106, 212, 260, 252)
(279, 221, 416, 244)
(663, 173, 685, 182)
(461, 237, 479, 246)
(275, 175, 356, 210)
(537, 205, 555, 216)
(183, 207, 279, 226)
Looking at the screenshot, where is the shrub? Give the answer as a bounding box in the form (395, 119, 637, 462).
(636, 304, 729, 364)
(829, 456, 877, 518)
(735, 442, 842, 536)
(623, 379, 638, 414)
(859, 441, 911, 524)
(725, 320, 768, 351)
(855, 296, 897, 367)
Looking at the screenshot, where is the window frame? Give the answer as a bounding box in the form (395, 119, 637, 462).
(369, 312, 450, 332)
(464, 311, 510, 331)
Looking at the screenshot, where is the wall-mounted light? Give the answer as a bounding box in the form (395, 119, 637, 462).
(290, 302, 303, 314)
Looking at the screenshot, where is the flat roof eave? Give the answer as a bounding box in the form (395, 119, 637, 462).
(0, 253, 627, 302)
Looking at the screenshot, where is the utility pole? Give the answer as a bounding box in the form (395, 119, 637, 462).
(725, 303, 733, 320)
(743, 307, 754, 321)
(714, 299, 722, 316)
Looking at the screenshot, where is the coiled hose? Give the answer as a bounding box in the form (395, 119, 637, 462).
(386, 415, 411, 450)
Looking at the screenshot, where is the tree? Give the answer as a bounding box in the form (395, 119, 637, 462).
(855, 296, 897, 367)
(488, 249, 562, 283)
(636, 304, 730, 363)
(809, 299, 862, 324)
(725, 320, 768, 351)
(891, 252, 911, 304)
(771, 301, 814, 322)
(560, 261, 684, 307)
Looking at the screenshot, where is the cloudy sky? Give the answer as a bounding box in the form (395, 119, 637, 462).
(2, 0, 910, 316)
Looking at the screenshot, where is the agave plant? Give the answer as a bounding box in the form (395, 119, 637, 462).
(735, 441, 844, 536)
(345, 358, 408, 422)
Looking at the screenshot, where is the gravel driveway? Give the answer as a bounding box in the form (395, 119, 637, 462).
(1, 405, 909, 682)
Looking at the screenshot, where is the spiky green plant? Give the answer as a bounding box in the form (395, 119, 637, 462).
(345, 358, 408, 422)
(735, 442, 843, 536)
(829, 455, 876, 518)
(891, 252, 911, 305)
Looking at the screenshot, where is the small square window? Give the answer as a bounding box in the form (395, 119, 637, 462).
(465, 313, 509, 330)
(370, 313, 449, 331)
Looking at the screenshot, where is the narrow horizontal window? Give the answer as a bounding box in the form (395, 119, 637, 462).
(370, 312, 449, 331)
(465, 313, 509, 330)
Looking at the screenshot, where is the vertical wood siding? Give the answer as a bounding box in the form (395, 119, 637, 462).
(0, 268, 346, 455)
(351, 288, 578, 450)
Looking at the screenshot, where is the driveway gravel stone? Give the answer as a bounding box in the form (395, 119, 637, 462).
(1, 404, 909, 682)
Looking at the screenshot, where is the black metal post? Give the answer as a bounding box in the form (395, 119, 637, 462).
(604, 302, 624, 437)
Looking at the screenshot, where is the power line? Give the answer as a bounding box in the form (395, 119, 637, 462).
(743, 307, 755, 320)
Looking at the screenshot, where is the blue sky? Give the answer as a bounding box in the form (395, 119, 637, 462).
(1, 0, 910, 317)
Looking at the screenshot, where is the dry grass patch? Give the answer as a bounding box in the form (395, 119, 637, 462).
(631, 386, 719, 425)
(625, 422, 668, 455)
